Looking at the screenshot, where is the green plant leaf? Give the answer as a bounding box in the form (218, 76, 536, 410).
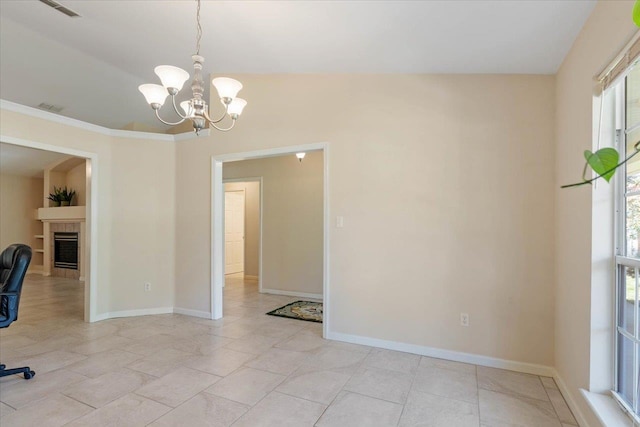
(584, 148, 619, 182)
(634, 0, 640, 27)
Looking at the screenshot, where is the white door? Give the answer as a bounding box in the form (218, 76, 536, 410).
(225, 190, 245, 274)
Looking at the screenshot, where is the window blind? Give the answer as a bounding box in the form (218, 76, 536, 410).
(599, 30, 640, 91)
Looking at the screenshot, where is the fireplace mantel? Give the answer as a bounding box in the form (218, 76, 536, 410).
(37, 206, 86, 222)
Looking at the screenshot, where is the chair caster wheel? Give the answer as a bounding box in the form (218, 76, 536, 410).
(24, 371, 35, 380)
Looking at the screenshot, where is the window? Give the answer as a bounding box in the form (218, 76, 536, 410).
(615, 64, 640, 422)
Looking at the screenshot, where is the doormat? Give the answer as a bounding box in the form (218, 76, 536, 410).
(266, 301, 323, 323)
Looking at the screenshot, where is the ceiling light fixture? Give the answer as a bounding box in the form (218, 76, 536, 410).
(139, 0, 247, 134)
(296, 153, 306, 162)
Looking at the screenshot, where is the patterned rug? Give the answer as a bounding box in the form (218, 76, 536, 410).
(266, 300, 323, 323)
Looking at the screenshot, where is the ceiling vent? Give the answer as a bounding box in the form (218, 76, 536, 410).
(36, 102, 64, 113)
(38, 0, 81, 18)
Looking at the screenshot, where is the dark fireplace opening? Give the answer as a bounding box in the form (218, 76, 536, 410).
(54, 232, 78, 270)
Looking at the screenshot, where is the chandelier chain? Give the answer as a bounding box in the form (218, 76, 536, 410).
(195, 0, 202, 55)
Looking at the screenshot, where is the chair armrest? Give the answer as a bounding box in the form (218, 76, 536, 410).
(0, 292, 18, 296)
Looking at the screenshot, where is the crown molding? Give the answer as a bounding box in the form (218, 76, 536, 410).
(0, 99, 203, 142)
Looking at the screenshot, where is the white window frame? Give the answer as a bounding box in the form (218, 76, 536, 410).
(613, 71, 640, 425)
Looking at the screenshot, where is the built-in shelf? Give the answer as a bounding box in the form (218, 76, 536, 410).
(29, 264, 43, 274)
(37, 206, 86, 221)
(35, 235, 44, 239)
(34, 249, 44, 253)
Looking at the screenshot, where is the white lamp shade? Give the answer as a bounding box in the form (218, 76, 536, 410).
(154, 65, 190, 91)
(212, 77, 243, 99)
(138, 84, 169, 106)
(180, 100, 193, 116)
(296, 152, 306, 160)
(227, 98, 247, 116)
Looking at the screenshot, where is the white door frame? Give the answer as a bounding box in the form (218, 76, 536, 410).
(212, 142, 330, 338)
(223, 177, 263, 289)
(0, 135, 99, 323)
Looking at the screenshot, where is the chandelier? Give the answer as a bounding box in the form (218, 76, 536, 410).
(138, 0, 246, 134)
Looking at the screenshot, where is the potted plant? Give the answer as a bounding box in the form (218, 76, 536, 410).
(59, 187, 76, 206)
(47, 186, 76, 207)
(47, 187, 62, 207)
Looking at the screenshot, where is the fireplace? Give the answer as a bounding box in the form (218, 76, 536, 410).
(54, 232, 78, 270)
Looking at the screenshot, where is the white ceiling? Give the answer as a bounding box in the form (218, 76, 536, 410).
(0, 143, 71, 178)
(0, 0, 596, 130)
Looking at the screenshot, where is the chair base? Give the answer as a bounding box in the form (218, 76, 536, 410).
(0, 363, 35, 379)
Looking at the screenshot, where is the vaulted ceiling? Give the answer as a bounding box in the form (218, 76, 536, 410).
(0, 0, 596, 130)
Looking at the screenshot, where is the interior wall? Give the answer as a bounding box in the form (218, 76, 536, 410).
(0, 173, 43, 270)
(224, 181, 260, 278)
(554, 1, 636, 425)
(175, 73, 557, 366)
(0, 109, 176, 317)
(66, 161, 87, 206)
(223, 152, 324, 295)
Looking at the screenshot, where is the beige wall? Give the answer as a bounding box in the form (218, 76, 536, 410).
(0, 110, 176, 316)
(223, 152, 324, 295)
(555, 1, 636, 425)
(175, 74, 556, 366)
(66, 161, 87, 206)
(0, 173, 43, 270)
(224, 181, 260, 278)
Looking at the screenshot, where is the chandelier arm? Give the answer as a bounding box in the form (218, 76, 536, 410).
(171, 95, 189, 120)
(209, 118, 237, 132)
(154, 109, 187, 126)
(203, 103, 229, 124)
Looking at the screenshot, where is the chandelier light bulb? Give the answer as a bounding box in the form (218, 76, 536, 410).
(154, 65, 190, 92)
(180, 100, 193, 117)
(138, 84, 169, 107)
(227, 98, 247, 116)
(212, 77, 243, 100)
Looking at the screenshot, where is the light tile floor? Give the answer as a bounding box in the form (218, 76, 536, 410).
(0, 273, 579, 426)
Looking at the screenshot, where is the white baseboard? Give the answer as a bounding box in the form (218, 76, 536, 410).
(244, 275, 259, 281)
(92, 312, 110, 322)
(173, 307, 212, 319)
(326, 331, 555, 377)
(95, 307, 174, 321)
(261, 288, 323, 300)
(551, 371, 590, 427)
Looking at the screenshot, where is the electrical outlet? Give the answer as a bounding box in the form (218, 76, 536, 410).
(144, 282, 151, 292)
(460, 313, 469, 327)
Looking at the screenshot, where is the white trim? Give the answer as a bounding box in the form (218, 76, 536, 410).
(582, 389, 634, 427)
(212, 142, 330, 337)
(211, 158, 224, 320)
(323, 145, 330, 338)
(173, 307, 212, 319)
(94, 307, 174, 321)
(214, 143, 326, 163)
(1, 134, 99, 323)
(0, 99, 203, 142)
(326, 331, 555, 377)
(550, 372, 590, 427)
(261, 288, 323, 300)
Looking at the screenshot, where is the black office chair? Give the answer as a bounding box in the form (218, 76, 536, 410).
(0, 244, 35, 380)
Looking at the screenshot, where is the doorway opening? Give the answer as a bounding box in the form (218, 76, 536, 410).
(224, 188, 246, 276)
(223, 179, 262, 287)
(212, 142, 329, 337)
(0, 136, 98, 322)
